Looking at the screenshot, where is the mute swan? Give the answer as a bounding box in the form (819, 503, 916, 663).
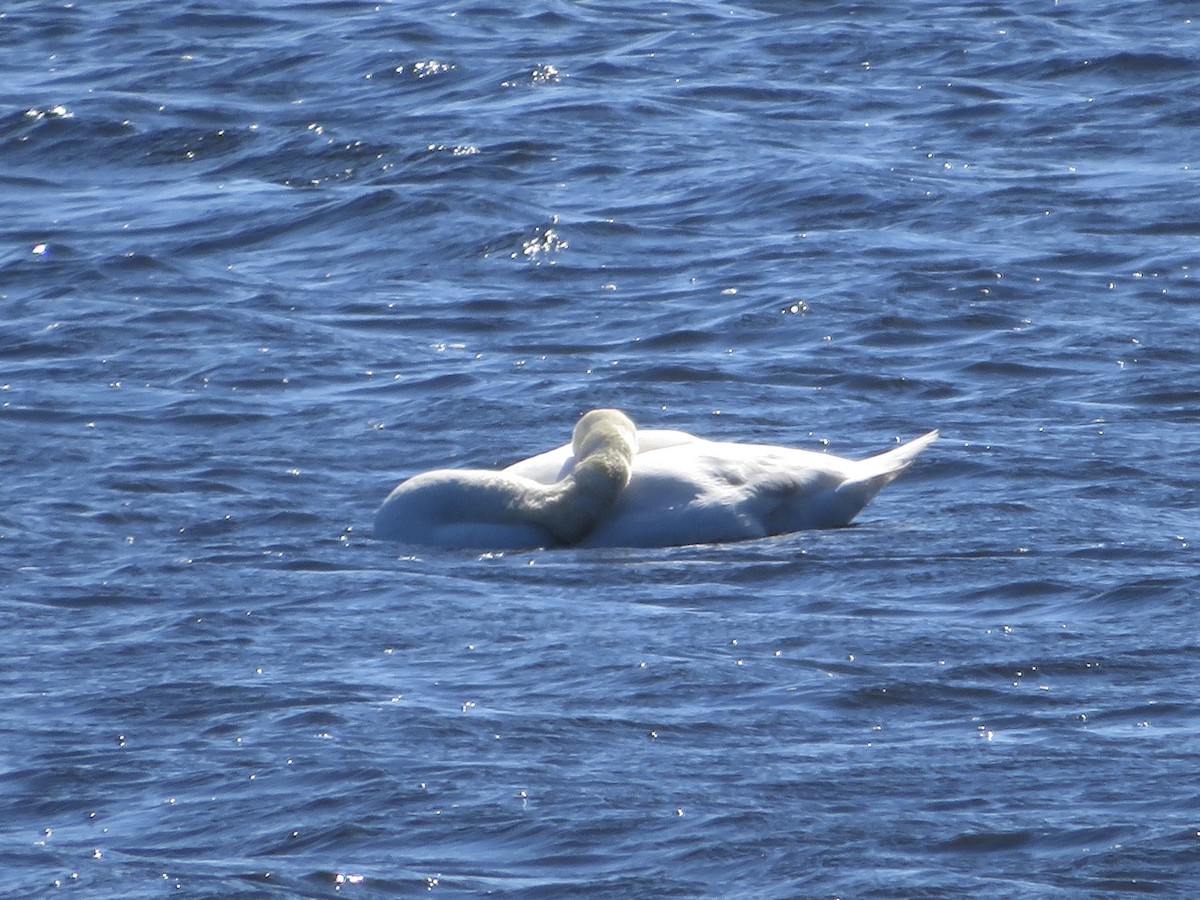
(374, 409, 937, 550)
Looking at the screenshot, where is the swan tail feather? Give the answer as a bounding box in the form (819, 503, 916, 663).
(851, 429, 939, 486)
(823, 430, 938, 525)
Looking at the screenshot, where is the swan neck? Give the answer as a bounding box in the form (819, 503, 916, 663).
(523, 410, 638, 544)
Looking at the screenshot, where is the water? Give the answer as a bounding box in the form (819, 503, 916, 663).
(2, 0, 1198, 895)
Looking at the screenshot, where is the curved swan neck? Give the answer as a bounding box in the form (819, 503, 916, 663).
(522, 410, 638, 545)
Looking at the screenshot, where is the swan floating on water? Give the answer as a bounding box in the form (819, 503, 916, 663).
(374, 409, 937, 550)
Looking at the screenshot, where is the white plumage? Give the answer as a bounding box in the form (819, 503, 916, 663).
(375, 410, 937, 550)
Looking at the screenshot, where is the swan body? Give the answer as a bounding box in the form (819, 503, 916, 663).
(375, 410, 937, 550)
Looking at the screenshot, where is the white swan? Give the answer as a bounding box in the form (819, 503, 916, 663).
(374, 409, 937, 550)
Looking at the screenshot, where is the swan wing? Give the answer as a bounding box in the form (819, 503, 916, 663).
(580, 442, 822, 547)
(579, 432, 938, 547)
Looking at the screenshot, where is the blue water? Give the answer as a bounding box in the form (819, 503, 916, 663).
(3, 0, 1199, 895)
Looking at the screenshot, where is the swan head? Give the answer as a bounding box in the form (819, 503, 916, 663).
(571, 408, 638, 460)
